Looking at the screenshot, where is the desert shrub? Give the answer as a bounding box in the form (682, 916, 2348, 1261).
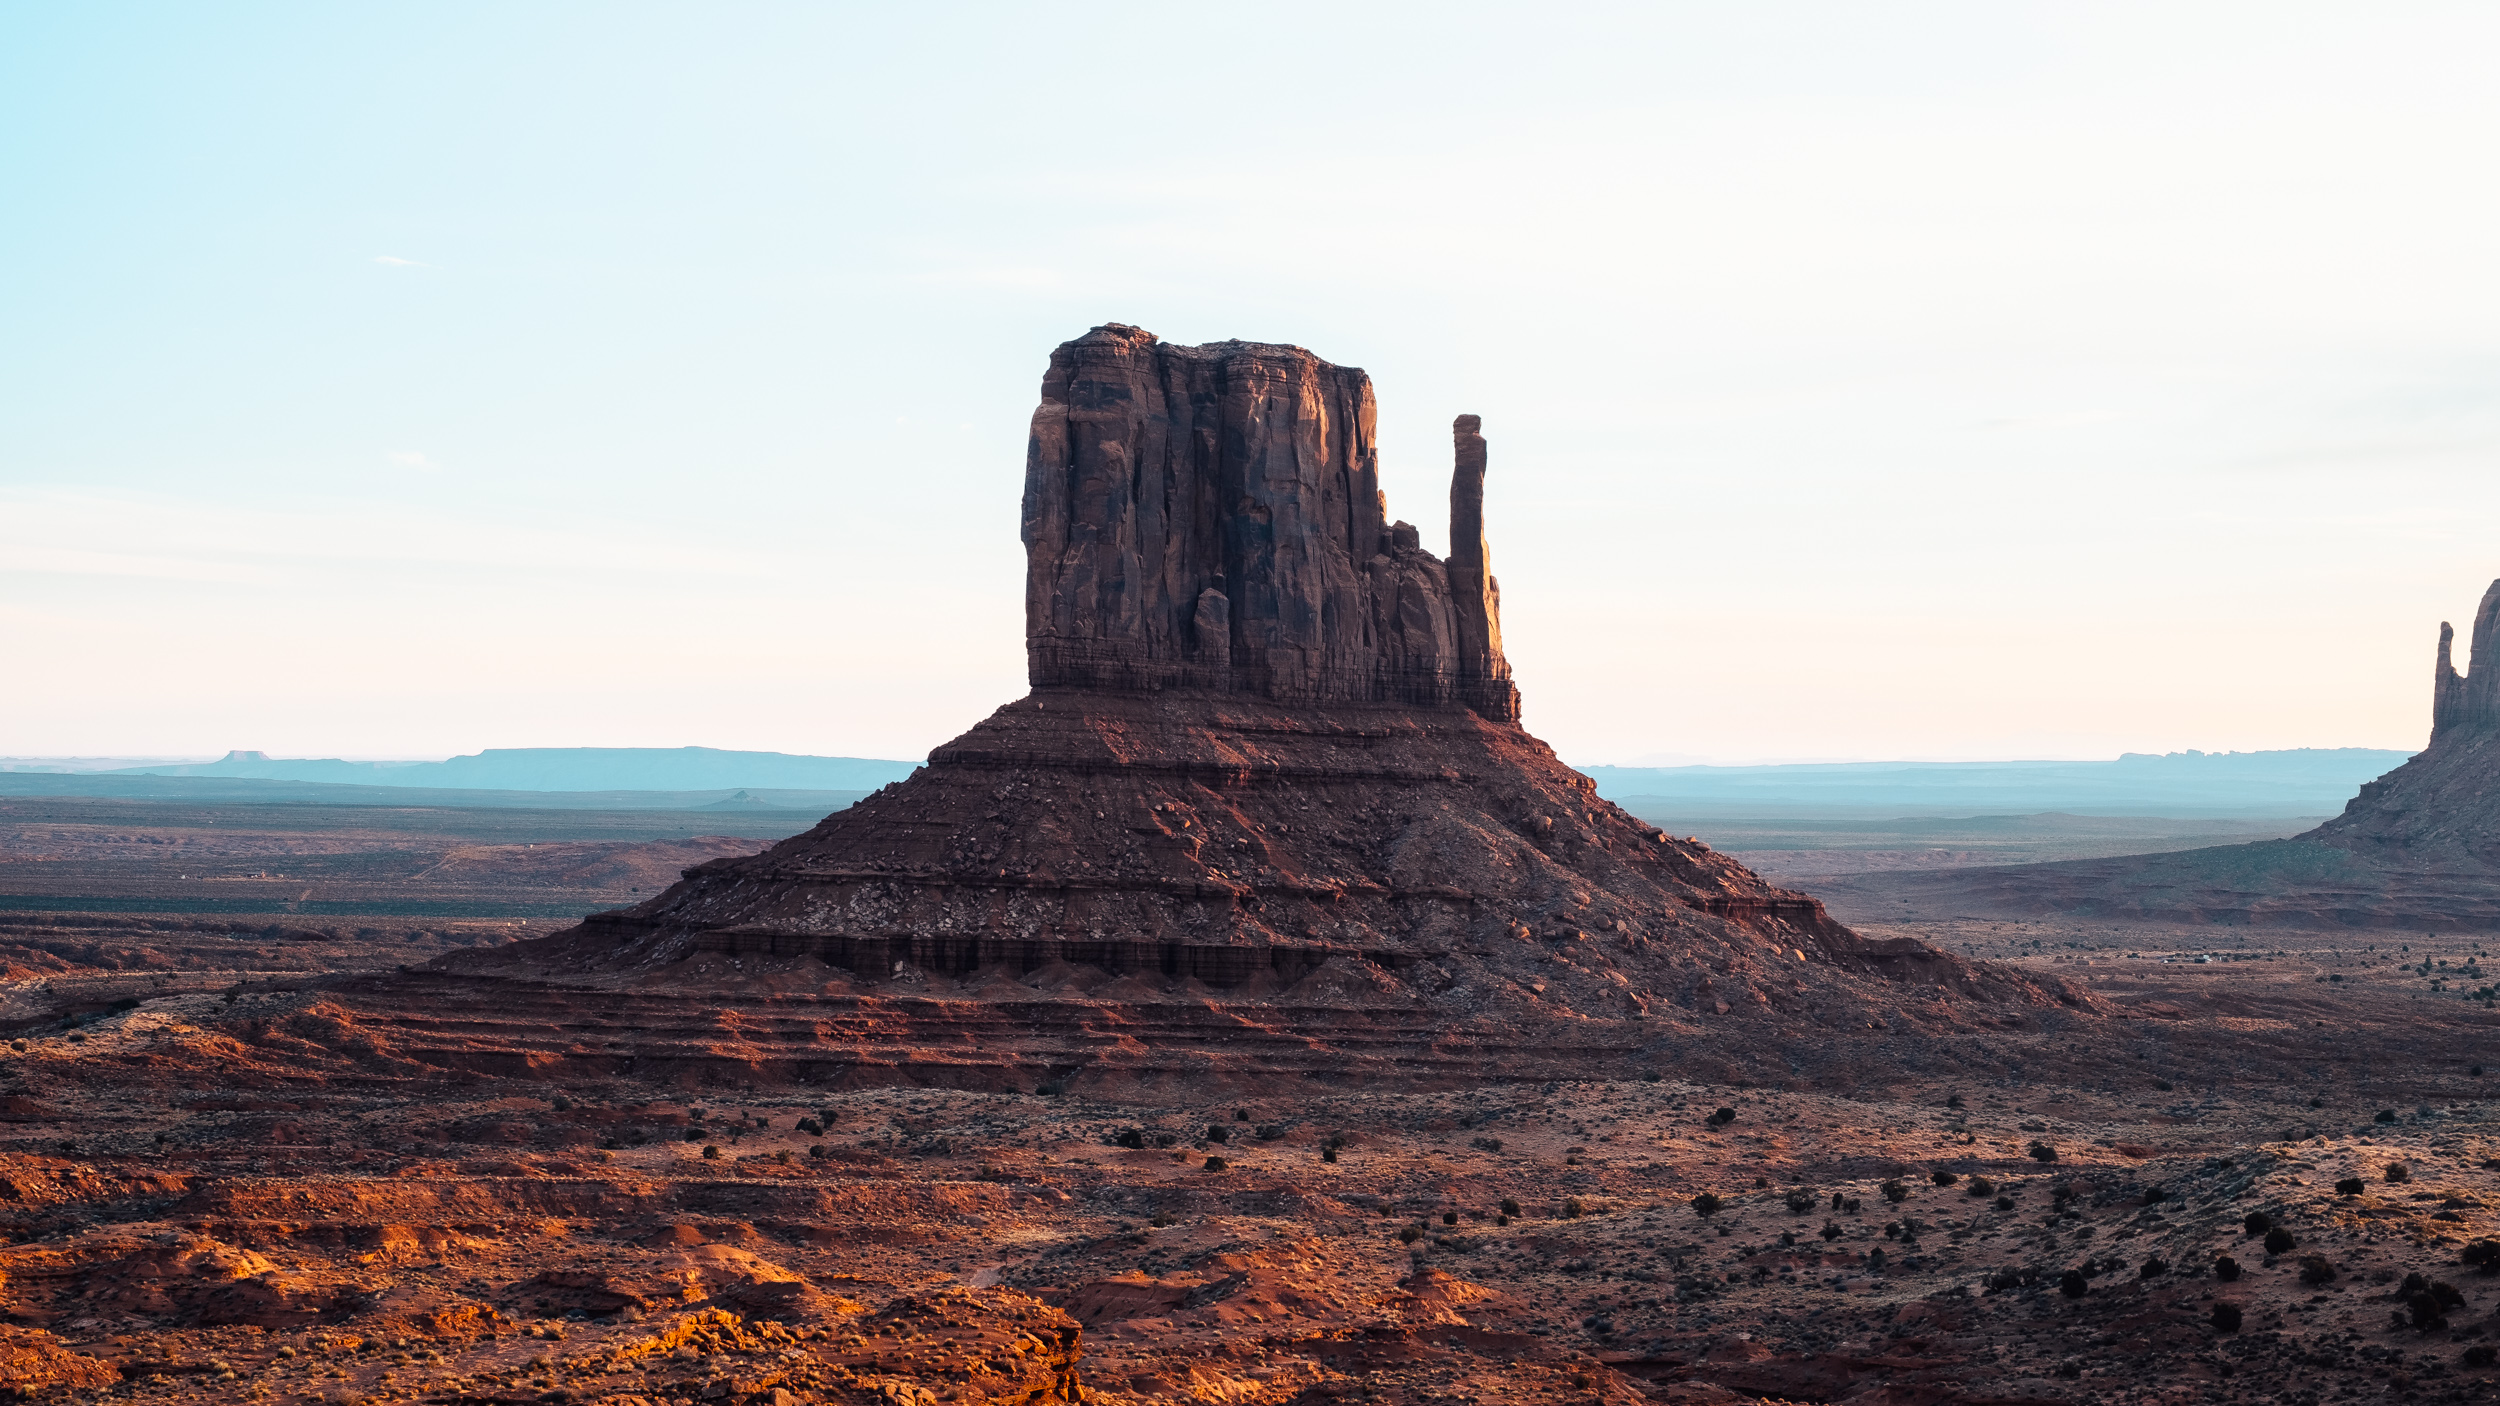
(2465, 1345, 2498, 1368)
(1205, 1124, 1229, 1144)
(1641, 1070, 1662, 1083)
(1820, 1220, 1843, 1241)
(2243, 1211, 2273, 1236)
(2376, 1109, 2399, 1123)
(2140, 1256, 2169, 1278)
(1995, 1195, 2015, 1211)
(1442, 1211, 1459, 1226)
(1562, 1197, 1586, 1219)
(1257, 1123, 1288, 1141)
(2264, 1227, 2299, 1255)
(809, 1144, 826, 1159)
(2336, 1177, 2366, 1196)
(683, 1129, 703, 1143)
(2410, 1290, 2449, 1331)
(1691, 1193, 1723, 1218)
(1203, 1156, 1228, 1172)
(2154, 1079, 2173, 1091)
(1114, 1127, 1145, 1150)
(2215, 1255, 2242, 1282)
(1931, 1170, 1958, 1187)
(2140, 1186, 2167, 1206)
(2211, 1302, 2243, 1332)
(1470, 1136, 1504, 1152)
(1945, 1093, 1965, 1109)
(1880, 1179, 1910, 1204)
(2298, 1256, 2339, 1286)
(1706, 1106, 1736, 1127)
(1500, 1197, 1521, 1216)
(2386, 1163, 2412, 1184)
(1841, 1196, 1862, 1213)
(1784, 1189, 1817, 1215)
(2028, 1142, 2059, 1163)
(2462, 1239, 2500, 1272)
(1966, 1176, 1995, 1197)
(774, 1149, 792, 1166)
(1321, 1147, 1338, 1164)
(1234, 1109, 1249, 1122)
(1397, 1223, 1424, 1244)
(702, 1145, 720, 1160)
(2059, 1269, 2088, 1298)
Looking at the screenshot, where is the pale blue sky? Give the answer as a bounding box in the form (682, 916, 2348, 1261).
(5, 3, 2498, 763)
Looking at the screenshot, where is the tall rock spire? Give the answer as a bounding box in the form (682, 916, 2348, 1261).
(2432, 580, 2500, 739)
(1446, 413, 1518, 721)
(1021, 324, 1519, 722)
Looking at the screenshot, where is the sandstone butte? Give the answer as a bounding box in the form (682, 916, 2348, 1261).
(1821, 578, 2500, 930)
(385, 323, 2086, 1092)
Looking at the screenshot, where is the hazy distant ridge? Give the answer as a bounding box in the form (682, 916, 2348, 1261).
(1582, 747, 2411, 815)
(107, 747, 920, 793)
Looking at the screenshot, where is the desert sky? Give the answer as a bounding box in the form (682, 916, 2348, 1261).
(3, 3, 2496, 764)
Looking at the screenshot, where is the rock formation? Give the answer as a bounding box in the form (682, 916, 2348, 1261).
(446, 325, 2069, 1086)
(2432, 582, 2500, 739)
(1815, 578, 2500, 930)
(1023, 325, 1517, 720)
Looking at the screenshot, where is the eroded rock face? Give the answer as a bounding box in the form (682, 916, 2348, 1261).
(1023, 325, 1518, 721)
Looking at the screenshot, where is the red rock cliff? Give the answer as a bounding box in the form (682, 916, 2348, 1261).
(1022, 325, 1519, 722)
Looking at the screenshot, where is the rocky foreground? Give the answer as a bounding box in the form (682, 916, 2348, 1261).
(0, 917, 2488, 1404)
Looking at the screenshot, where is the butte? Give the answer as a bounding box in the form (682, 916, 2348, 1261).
(397, 324, 2079, 1090)
(1818, 579, 2500, 930)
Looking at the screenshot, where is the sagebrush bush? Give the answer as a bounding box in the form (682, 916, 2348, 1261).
(2264, 1228, 2298, 1255)
(2211, 1302, 2243, 1332)
(2215, 1255, 2242, 1282)
(1691, 1193, 1723, 1218)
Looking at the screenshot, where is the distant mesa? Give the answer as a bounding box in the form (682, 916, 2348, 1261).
(105, 746, 917, 794)
(1817, 579, 2500, 930)
(409, 324, 2082, 1090)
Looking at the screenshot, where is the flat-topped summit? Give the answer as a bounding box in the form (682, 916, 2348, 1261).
(1024, 324, 1517, 721)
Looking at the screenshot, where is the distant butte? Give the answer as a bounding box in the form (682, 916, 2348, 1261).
(1816, 578, 2500, 930)
(406, 325, 2080, 1089)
